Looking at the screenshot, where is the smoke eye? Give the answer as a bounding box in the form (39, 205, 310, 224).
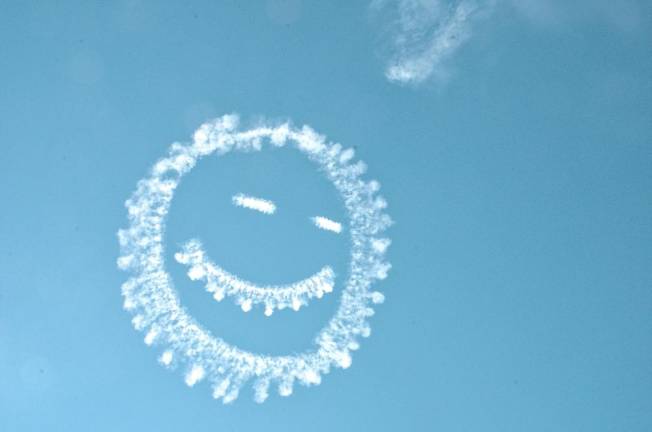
(311, 216, 342, 234)
(232, 193, 276, 214)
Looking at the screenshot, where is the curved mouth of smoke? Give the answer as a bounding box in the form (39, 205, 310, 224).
(175, 238, 335, 315)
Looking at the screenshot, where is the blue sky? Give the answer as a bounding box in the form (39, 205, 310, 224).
(0, 1, 651, 431)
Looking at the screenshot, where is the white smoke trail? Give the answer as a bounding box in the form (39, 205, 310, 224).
(232, 193, 276, 214)
(311, 216, 343, 234)
(117, 114, 392, 403)
(175, 238, 335, 315)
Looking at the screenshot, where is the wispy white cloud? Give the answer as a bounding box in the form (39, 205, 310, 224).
(374, 0, 491, 85)
(375, 0, 645, 86)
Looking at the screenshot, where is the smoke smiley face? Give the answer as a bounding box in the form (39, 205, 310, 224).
(117, 115, 392, 403)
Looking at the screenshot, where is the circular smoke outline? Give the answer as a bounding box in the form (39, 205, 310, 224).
(117, 115, 392, 403)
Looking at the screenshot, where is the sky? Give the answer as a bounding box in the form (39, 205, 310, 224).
(1, 1, 651, 431)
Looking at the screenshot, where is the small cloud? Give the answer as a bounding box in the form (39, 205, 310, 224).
(374, 0, 491, 86)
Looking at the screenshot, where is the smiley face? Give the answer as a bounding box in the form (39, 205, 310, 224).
(117, 114, 391, 403)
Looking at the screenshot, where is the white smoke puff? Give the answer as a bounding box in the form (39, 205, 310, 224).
(222, 388, 240, 404)
(368, 180, 380, 192)
(253, 379, 271, 404)
(336, 351, 352, 369)
(278, 378, 294, 397)
(339, 148, 355, 164)
(173, 252, 189, 265)
(144, 328, 159, 346)
(131, 315, 145, 330)
(374, 197, 388, 209)
(192, 125, 210, 145)
(123, 298, 136, 310)
(187, 265, 205, 280)
(270, 124, 290, 146)
(348, 341, 360, 351)
(240, 299, 253, 312)
(370, 291, 386, 304)
(116, 255, 133, 270)
(328, 143, 342, 158)
(215, 114, 239, 131)
(351, 161, 367, 176)
(375, 262, 392, 280)
(299, 369, 321, 385)
(294, 126, 326, 154)
(185, 365, 205, 387)
(118, 115, 392, 403)
(159, 350, 174, 366)
(371, 238, 391, 254)
(213, 289, 225, 302)
(212, 379, 230, 399)
(117, 229, 129, 247)
(120, 280, 136, 296)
